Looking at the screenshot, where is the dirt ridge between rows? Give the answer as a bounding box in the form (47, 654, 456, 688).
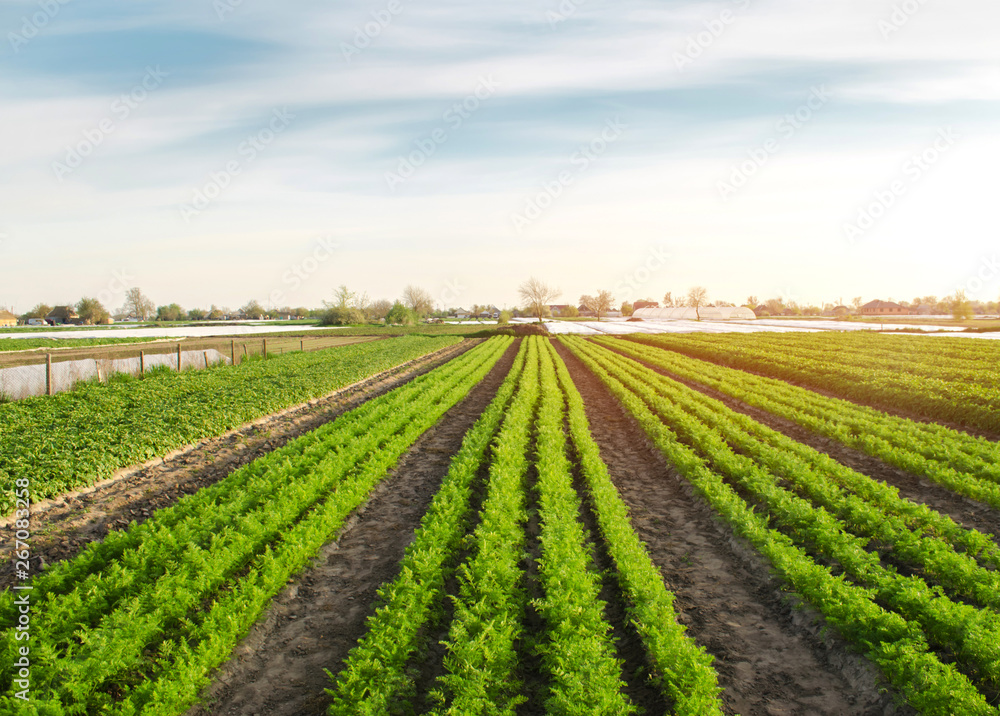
(189, 340, 518, 716)
(553, 339, 909, 716)
(0, 340, 474, 591)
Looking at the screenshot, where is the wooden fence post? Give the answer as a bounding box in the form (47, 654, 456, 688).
(177, 343, 182, 371)
(231, 339, 235, 366)
(204, 351, 210, 369)
(300, 338, 304, 352)
(263, 338, 267, 359)
(46, 353, 53, 396)
(140, 350, 145, 375)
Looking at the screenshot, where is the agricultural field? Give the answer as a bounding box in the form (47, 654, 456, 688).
(0, 336, 162, 353)
(4, 331, 1000, 715)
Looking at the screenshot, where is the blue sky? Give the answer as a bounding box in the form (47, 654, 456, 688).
(1, 0, 998, 313)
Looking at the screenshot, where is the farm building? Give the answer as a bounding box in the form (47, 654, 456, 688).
(633, 306, 756, 321)
(861, 300, 910, 316)
(0, 310, 17, 327)
(46, 305, 80, 324)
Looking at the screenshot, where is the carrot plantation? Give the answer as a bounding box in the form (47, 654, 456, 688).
(4, 330, 1000, 715)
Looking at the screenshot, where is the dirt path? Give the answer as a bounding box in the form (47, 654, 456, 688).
(603, 343, 1000, 542)
(0, 341, 473, 591)
(189, 340, 518, 716)
(554, 340, 906, 716)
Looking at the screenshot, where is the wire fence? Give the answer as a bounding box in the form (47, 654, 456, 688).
(0, 334, 378, 402)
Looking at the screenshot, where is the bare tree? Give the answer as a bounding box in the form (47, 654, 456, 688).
(519, 277, 561, 323)
(745, 295, 759, 307)
(123, 287, 155, 320)
(402, 285, 434, 318)
(582, 290, 614, 321)
(851, 296, 863, 313)
(662, 291, 675, 307)
(367, 298, 393, 322)
(686, 286, 709, 320)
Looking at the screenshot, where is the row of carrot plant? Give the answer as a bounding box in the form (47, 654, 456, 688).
(627, 332, 1000, 434)
(328, 336, 722, 715)
(604, 336, 1000, 509)
(562, 335, 1000, 715)
(0, 334, 463, 514)
(0, 336, 511, 715)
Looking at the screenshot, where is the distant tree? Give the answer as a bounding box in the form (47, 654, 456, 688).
(560, 304, 579, 318)
(21, 303, 51, 320)
(764, 297, 785, 316)
(745, 295, 759, 308)
(156, 303, 185, 322)
(76, 297, 110, 325)
(662, 292, 675, 307)
(320, 306, 365, 326)
(498, 310, 512, 325)
(331, 285, 356, 310)
(187, 308, 207, 321)
(241, 300, 265, 319)
(950, 290, 974, 320)
(620, 301, 634, 316)
(851, 296, 864, 313)
(123, 288, 156, 321)
(686, 287, 709, 320)
(582, 290, 615, 321)
(402, 285, 434, 317)
(366, 299, 393, 322)
(207, 305, 225, 320)
(519, 277, 561, 323)
(386, 301, 415, 325)
(579, 295, 595, 315)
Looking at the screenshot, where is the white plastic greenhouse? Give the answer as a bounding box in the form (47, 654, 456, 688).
(632, 306, 757, 321)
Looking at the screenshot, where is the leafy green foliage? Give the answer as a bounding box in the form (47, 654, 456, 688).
(627, 332, 1000, 433)
(562, 336, 999, 715)
(0, 335, 461, 514)
(0, 337, 512, 714)
(328, 339, 527, 715)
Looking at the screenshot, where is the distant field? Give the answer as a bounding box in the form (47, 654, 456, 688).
(0, 336, 162, 353)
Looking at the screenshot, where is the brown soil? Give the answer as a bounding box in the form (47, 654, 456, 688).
(187, 340, 518, 716)
(553, 340, 910, 716)
(0, 341, 474, 592)
(605, 343, 1000, 542)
